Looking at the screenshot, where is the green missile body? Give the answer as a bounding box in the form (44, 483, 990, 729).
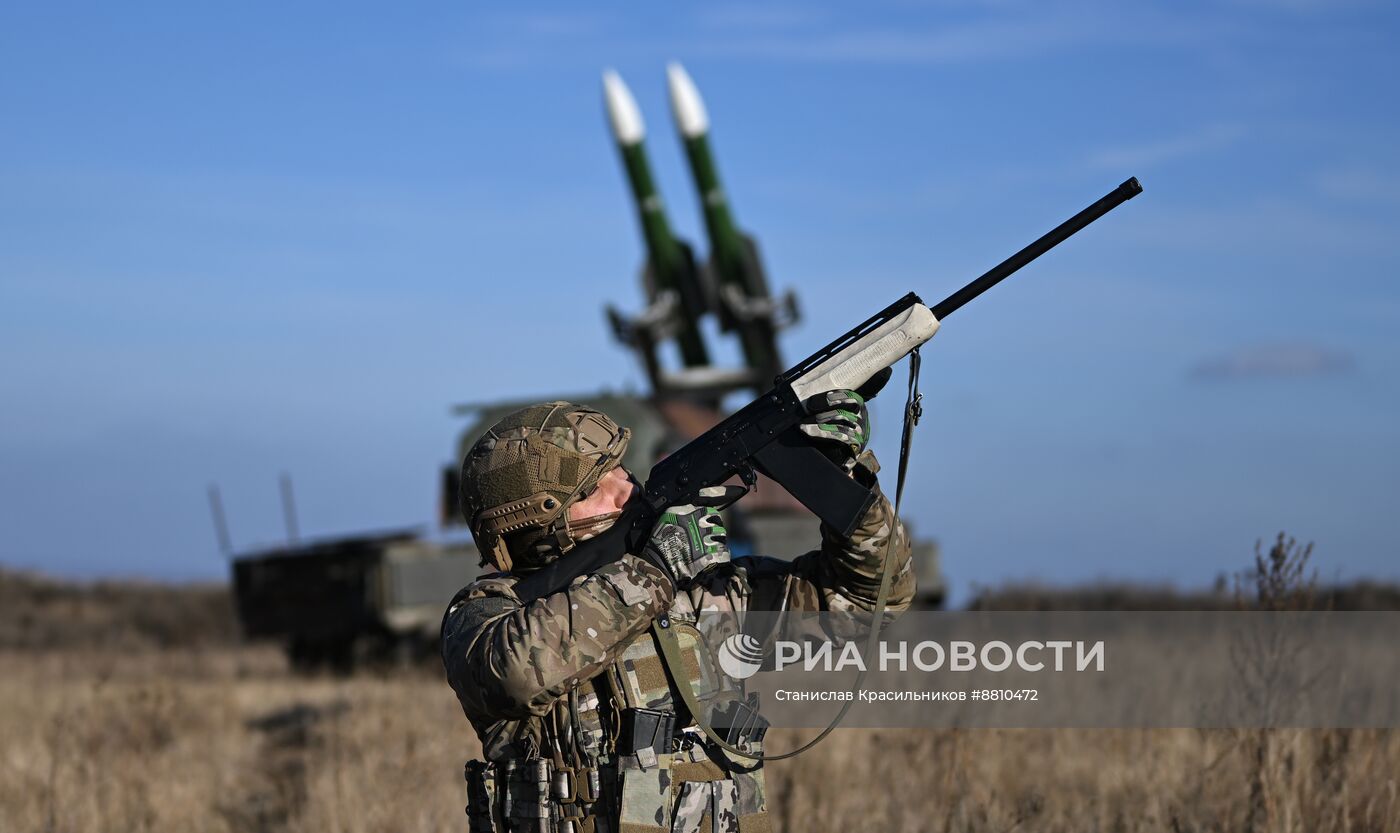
(667, 62, 786, 384)
(602, 70, 711, 368)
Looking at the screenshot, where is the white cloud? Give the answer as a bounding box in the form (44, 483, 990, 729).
(690, 3, 1253, 65)
(1120, 198, 1396, 256)
(1190, 343, 1355, 380)
(1222, 0, 1382, 12)
(695, 6, 827, 31)
(1089, 124, 1247, 171)
(703, 17, 1097, 64)
(505, 11, 610, 38)
(1313, 167, 1400, 205)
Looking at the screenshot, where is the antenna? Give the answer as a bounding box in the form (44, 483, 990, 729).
(207, 483, 233, 556)
(279, 472, 301, 545)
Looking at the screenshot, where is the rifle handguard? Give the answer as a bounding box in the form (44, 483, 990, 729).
(788, 303, 938, 402)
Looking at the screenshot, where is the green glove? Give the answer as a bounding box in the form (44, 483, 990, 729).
(799, 389, 870, 471)
(641, 486, 737, 589)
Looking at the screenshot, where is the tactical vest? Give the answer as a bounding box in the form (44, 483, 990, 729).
(463, 594, 772, 833)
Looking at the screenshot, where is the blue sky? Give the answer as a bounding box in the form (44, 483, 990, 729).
(1, 1, 1396, 600)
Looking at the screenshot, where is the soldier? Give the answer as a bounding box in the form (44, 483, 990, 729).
(442, 396, 915, 833)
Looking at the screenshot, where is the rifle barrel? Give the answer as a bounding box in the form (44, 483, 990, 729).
(930, 177, 1142, 322)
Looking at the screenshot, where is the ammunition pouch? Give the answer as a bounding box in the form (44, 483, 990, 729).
(465, 724, 771, 832)
(465, 757, 608, 833)
(617, 707, 675, 771)
(707, 694, 768, 750)
(465, 760, 502, 833)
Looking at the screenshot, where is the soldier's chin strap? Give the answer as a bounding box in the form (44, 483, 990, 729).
(652, 348, 923, 762)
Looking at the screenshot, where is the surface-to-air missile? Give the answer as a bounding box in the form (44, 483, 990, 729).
(603, 67, 799, 401)
(601, 70, 714, 390)
(665, 62, 796, 389)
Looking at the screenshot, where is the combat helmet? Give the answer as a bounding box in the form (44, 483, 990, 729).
(460, 401, 631, 571)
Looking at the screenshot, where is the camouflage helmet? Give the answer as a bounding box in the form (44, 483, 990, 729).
(460, 401, 631, 571)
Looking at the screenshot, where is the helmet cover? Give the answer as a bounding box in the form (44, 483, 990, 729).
(460, 401, 630, 570)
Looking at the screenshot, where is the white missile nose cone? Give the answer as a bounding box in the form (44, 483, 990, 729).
(666, 62, 709, 139)
(602, 69, 645, 145)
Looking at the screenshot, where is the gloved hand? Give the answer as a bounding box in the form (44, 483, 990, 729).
(799, 389, 870, 471)
(639, 486, 739, 590)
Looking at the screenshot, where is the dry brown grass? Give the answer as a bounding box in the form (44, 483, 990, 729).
(770, 727, 1400, 832)
(0, 570, 237, 651)
(0, 647, 479, 833)
(4, 546, 1398, 833)
(2, 645, 1397, 833)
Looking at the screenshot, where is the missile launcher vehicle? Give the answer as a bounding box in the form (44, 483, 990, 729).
(228, 63, 945, 670)
(230, 527, 477, 671)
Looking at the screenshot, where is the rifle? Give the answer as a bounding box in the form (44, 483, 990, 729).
(516, 177, 1143, 602)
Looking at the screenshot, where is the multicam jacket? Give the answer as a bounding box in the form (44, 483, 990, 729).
(442, 455, 915, 833)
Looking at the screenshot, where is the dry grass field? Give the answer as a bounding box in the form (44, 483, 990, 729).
(4, 645, 1398, 832)
(2, 553, 1398, 833)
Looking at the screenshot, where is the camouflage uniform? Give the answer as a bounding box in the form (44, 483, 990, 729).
(443, 407, 914, 833)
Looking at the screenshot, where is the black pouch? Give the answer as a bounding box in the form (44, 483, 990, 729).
(709, 693, 768, 747)
(617, 707, 675, 769)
